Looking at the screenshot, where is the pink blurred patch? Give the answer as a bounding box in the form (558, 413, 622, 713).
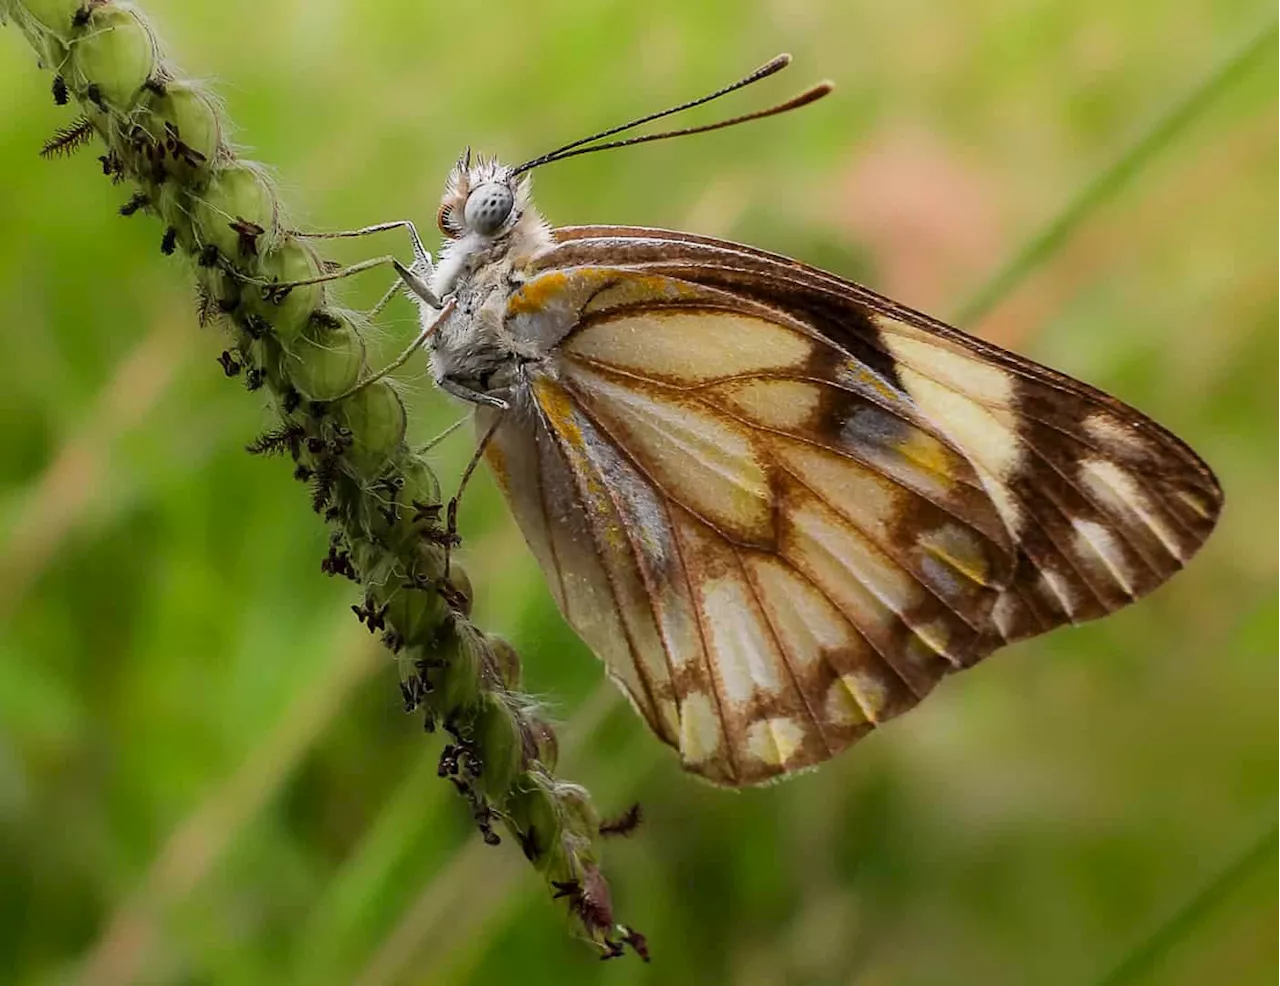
(841, 126, 1006, 315)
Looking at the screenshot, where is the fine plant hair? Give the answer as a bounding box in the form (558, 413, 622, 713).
(1, 0, 644, 959)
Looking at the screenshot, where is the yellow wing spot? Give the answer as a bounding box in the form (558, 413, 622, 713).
(842, 360, 901, 405)
(824, 676, 868, 727)
(746, 717, 806, 766)
(1175, 489, 1214, 520)
(918, 525, 993, 586)
(844, 671, 890, 723)
(907, 618, 955, 667)
(532, 377, 581, 443)
(506, 270, 570, 317)
(679, 691, 723, 765)
(896, 429, 961, 487)
(484, 441, 509, 493)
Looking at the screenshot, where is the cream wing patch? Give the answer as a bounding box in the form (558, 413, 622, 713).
(746, 717, 807, 767)
(565, 309, 813, 384)
(1079, 457, 1187, 563)
(679, 692, 724, 766)
(698, 574, 784, 703)
(560, 361, 774, 543)
(879, 319, 1024, 535)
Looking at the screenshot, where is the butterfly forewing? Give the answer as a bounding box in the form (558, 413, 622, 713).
(486, 227, 1222, 786)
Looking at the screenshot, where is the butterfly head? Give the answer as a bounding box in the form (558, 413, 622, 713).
(430, 151, 552, 297)
(436, 151, 533, 243)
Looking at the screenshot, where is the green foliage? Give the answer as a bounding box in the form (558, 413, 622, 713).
(0, 0, 1275, 984)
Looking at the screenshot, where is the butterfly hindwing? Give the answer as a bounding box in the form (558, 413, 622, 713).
(486, 229, 1221, 785)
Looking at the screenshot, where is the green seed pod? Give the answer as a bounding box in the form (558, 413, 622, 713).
(540, 838, 581, 888)
(382, 584, 448, 648)
(286, 323, 365, 402)
(487, 634, 522, 691)
(19, 0, 83, 33)
(400, 456, 442, 523)
(522, 715, 559, 771)
(69, 6, 156, 109)
(447, 562, 474, 617)
(434, 622, 482, 717)
(195, 264, 241, 323)
(154, 180, 194, 247)
(556, 784, 601, 840)
(415, 542, 447, 582)
(249, 240, 323, 342)
(473, 694, 522, 799)
(506, 775, 564, 870)
(144, 81, 220, 177)
(348, 536, 396, 589)
(338, 379, 407, 475)
(194, 162, 277, 260)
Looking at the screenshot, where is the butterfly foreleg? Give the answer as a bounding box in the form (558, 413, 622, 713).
(247, 222, 436, 307)
(290, 219, 432, 276)
(329, 295, 458, 401)
(242, 252, 404, 303)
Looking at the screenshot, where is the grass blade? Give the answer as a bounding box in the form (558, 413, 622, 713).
(1093, 823, 1277, 986)
(955, 18, 1279, 326)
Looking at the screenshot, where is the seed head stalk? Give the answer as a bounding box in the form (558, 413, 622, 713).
(2, 0, 645, 960)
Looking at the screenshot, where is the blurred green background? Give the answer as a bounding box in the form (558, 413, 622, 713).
(1, 1, 1275, 984)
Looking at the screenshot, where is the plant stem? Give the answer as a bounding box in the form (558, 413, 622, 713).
(1, 0, 639, 958)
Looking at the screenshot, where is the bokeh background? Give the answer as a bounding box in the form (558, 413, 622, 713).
(1, 1, 1275, 984)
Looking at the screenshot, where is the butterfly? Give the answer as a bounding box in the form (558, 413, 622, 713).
(379, 54, 1222, 786)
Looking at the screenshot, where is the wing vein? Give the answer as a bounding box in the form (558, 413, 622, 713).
(534, 395, 669, 734)
(668, 506, 741, 783)
(777, 459, 985, 646)
(734, 548, 836, 758)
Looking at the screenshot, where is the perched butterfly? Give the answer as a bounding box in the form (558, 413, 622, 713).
(378, 55, 1221, 786)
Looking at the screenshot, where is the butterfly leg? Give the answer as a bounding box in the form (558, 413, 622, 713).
(289, 221, 434, 317)
(243, 253, 407, 303)
(330, 294, 457, 401)
(443, 412, 505, 579)
(418, 415, 468, 453)
(291, 219, 432, 271)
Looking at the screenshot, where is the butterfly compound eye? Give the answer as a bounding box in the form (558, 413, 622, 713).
(463, 182, 514, 235)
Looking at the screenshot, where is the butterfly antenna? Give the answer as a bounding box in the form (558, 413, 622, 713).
(511, 54, 831, 175)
